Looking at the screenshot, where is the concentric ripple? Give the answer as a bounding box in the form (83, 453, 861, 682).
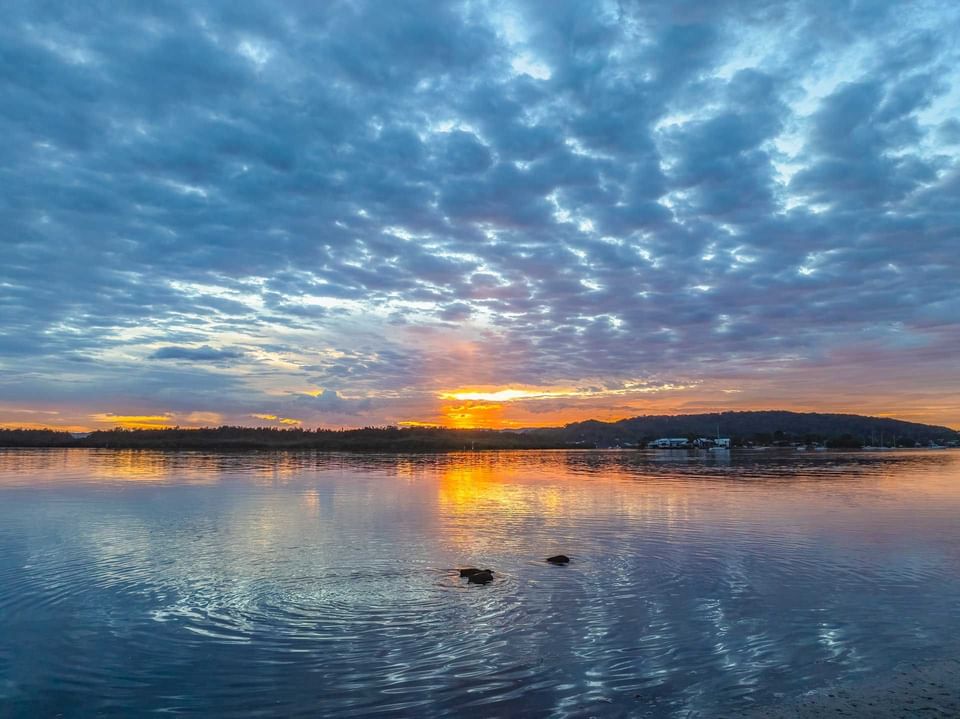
(1, 448, 960, 717)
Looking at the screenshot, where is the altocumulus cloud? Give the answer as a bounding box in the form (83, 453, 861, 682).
(0, 0, 959, 428)
(150, 346, 244, 362)
(310, 389, 375, 416)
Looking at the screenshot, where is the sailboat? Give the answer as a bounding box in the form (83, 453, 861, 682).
(709, 423, 730, 452)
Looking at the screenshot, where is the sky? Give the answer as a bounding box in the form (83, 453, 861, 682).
(1, 0, 959, 432)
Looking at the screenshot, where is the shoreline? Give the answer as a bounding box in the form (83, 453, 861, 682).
(2, 445, 958, 454)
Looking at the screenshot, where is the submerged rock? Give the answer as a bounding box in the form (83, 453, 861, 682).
(546, 555, 570, 564)
(467, 569, 494, 584)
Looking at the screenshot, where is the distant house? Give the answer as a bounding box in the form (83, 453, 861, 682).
(650, 437, 690, 448)
(694, 437, 731, 449)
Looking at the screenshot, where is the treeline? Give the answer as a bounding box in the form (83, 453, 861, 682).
(0, 426, 569, 451)
(0, 429, 77, 447)
(1, 411, 957, 451)
(555, 411, 960, 448)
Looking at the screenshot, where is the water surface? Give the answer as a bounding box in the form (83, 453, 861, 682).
(1, 449, 959, 717)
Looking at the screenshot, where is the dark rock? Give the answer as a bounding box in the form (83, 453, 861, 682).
(546, 555, 570, 564)
(467, 569, 494, 584)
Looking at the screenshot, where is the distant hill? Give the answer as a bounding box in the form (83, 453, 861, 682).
(1, 412, 957, 450)
(540, 411, 959, 448)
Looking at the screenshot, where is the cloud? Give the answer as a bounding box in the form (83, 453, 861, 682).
(90, 413, 174, 429)
(305, 389, 374, 416)
(251, 413, 302, 425)
(0, 0, 958, 429)
(149, 346, 244, 362)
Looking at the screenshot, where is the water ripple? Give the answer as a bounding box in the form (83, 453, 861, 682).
(1, 449, 959, 717)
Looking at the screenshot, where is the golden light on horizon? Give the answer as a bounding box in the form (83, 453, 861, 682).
(438, 381, 697, 404)
(438, 387, 582, 402)
(4, 378, 960, 432)
(89, 414, 176, 430)
(251, 413, 303, 425)
(441, 402, 515, 429)
(0, 421, 92, 433)
(409, 381, 705, 429)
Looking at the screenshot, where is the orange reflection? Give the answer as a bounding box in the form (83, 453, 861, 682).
(432, 451, 704, 530)
(301, 488, 320, 516)
(438, 459, 518, 510)
(0, 449, 221, 483)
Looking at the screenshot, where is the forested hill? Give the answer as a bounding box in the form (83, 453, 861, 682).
(550, 411, 959, 447)
(0, 412, 957, 449)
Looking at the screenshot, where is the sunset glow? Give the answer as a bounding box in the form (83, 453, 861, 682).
(3, 3, 960, 715)
(0, 1, 958, 431)
(90, 415, 177, 430)
(439, 388, 581, 402)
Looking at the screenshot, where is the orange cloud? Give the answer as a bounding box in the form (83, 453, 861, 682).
(438, 381, 696, 404)
(440, 402, 517, 429)
(0, 421, 89, 432)
(252, 413, 303, 425)
(439, 388, 579, 402)
(413, 381, 701, 429)
(90, 413, 174, 429)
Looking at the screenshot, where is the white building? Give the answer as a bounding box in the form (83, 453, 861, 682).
(650, 437, 690, 448)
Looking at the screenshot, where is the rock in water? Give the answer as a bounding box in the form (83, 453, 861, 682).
(459, 568, 481, 577)
(546, 555, 570, 564)
(467, 569, 494, 584)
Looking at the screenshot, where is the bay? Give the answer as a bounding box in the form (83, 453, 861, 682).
(1, 448, 958, 717)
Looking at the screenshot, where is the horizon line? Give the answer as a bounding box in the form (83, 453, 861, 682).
(3, 408, 959, 434)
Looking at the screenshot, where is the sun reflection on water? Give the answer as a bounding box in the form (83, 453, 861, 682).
(1, 449, 960, 716)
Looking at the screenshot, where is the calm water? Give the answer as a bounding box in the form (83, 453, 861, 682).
(1, 449, 959, 717)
